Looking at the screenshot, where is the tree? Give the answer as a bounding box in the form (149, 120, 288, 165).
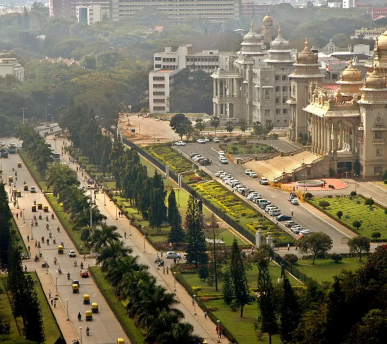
(297, 232, 333, 264)
(353, 221, 362, 230)
(319, 201, 330, 209)
(225, 121, 234, 135)
(170, 113, 192, 140)
(198, 265, 209, 281)
(257, 260, 277, 344)
(347, 236, 370, 261)
(194, 118, 206, 132)
(231, 146, 238, 154)
(167, 189, 178, 224)
(185, 194, 208, 267)
(240, 121, 247, 132)
(280, 277, 300, 344)
(230, 238, 251, 317)
(222, 269, 233, 305)
(149, 187, 167, 233)
(348, 309, 387, 344)
(210, 117, 220, 136)
(365, 198, 375, 206)
(283, 254, 298, 265)
(0, 182, 12, 270)
(336, 210, 343, 219)
(372, 232, 381, 240)
(88, 224, 122, 253)
(168, 191, 185, 246)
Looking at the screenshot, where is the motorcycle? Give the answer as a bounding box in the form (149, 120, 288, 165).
(57, 226, 60, 233)
(46, 215, 49, 222)
(51, 213, 55, 220)
(74, 261, 77, 267)
(78, 312, 82, 321)
(49, 232, 52, 238)
(155, 257, 161, 264)
(86, 327, 90, 336)
(39, 214, 42, 220)
(34, 255, 39, 262)
(67, 272, 70, 280)
(53, 239, 56, 244)
(42, 262, 49, 268)
(46, 224, 49, 230)
(58, 267, 62, 274)
(158, 259, 165, 267)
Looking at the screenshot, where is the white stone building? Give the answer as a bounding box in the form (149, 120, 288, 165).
(0, 58, 24, 81)
(76, 5, 102, 25)
(211, 15, 294, 127)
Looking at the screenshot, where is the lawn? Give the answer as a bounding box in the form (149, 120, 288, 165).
(0, 273, 62, 343)
(89, 267, 145, 344)
(295, 257, 365, 282)
(145, 144, 193, 173)
(219, 142, 274, 155)
(176, 262, 300, 344)
(309, 196, 387, 240)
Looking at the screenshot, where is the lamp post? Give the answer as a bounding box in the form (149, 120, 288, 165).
(173, 272, 176, 292)
(103, 188, 106, 206)
(129, 218, 131, 236)
(46, 256, 49, 274)
(79, 327, 82, 344)
(89, 189, 93, 230)
(55, 277, 58, 297)
(21, 107, 27, 124)
(116, 206, 118, 220)
(23, 208, 25, 223)
(345, 171, 348, 180)
(143, 235, 146, 252)
(66, 299, 69, 321)
(217, 320, 221, 343)
(193, 294, 196, 315)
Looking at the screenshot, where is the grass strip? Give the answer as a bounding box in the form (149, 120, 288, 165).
(18, 149, 50, 192)
(89, 267, 145, 344)
(11, 218, 28, 257)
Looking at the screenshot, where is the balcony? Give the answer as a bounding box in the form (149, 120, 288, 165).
(373, 138, 385, 145)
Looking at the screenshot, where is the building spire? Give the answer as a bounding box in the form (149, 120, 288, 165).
(349, 58, 353, 66)
(278, 25, 282, 37)
(250, 20, 254, 31)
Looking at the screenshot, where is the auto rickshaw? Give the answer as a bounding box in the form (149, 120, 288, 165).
(91, 303, 99, 313)
(38, 203, 43, 210)
(72, 284, 79, 293)
(17, 191, 21, 197)
(17, 162, 22, 168)
(8, 176, 13, 184)
(83, 294, 90, 305)
(58, 245, 64, 254)
(43, 205, 49, 212)
(24, 185, 28, 191)
(117, 339, 125, 344)
(85, 310, 93, 321)
(32, 205, 36, 212)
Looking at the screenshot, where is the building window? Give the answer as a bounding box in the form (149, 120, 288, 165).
(284, 119, 287, 123)
(332, 74, 338, 80)
(277, 119, 280, 123)
(275, 86, 280, 92)
(276, 109, 280, 114)
(275, 97, 279, 104)
(155, 57, 161, 61)
(283, 98, 286, 103)
(155, 64, 161, 68)
(376, 149, 382, 156)
(275, 75, 280, 81)
(374, 166, 383, 174)
(264, 109, 270, 116)
(264, 90, 271, 99)
(153, 84, 165, 88)
(375, 131, 383, 139)
(283, 109, 288, 114)
(153, 76, 165, 81)
(282, 86, 287, 92)
(282, 75, 287, 81)
(292, 86, 295, 95)
(154, 99, 165, 103)
(153, 91, 165, 95)
(153, 106, 165, 111)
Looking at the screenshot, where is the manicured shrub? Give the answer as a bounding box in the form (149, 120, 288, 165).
(336, 211, 343, 219)
(384, 180, 387, 184)
(319, 201, 330, 209)
(240, 139, 247, 146)
(372, 232, 381, 240)
(331, 253, 343, 264)
(304, 192, 313, 199)
(365, 198, 375, 206)
(350, 191, 357, 196)
(198, 265, 209, 281)
(283, 253, 298, 265)
(353, 221, 362, 230)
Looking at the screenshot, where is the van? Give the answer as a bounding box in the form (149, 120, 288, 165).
(265, 205, 278, 213)
(269, 209, 281, 216)
(257, 199, 268, 206)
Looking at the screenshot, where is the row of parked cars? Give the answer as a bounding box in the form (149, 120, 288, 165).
(217, 151, 229, 164)
(214, 170, 312, 236)
(190, 153, 212, 166)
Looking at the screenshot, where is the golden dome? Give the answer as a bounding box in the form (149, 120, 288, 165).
(341, 59, 362, 82)
(377, 30, 387, 49)
(297, 38, 318, 64)
(263, 13, 273, 23)
(365, 65, 386, 89)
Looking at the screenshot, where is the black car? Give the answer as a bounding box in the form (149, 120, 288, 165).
(276, 214, 292, 221)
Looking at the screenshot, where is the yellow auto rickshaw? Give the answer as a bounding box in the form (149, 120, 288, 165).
(32, 205, 36, 212)
(17, 162, 22, 168)
(8, 176, 13, 183)
(83, 294, 90, 305)
(43, 206, 48, 212)
(58, 245, 64, 254)
(72, 284, 79, 293)
(38, 203, 42, 210)
(24, 185, 28, 191)
(117, 339, 125, 344)
(17, 191, 21, 197)
(85, 310, 93, 321)
(91, 303, 99, 313)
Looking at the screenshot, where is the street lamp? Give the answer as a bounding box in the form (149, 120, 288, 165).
(193, 294, 196, 315)
(55, 277, 58, 297)
(143, 235, 146, 252)
(103, 188, 106, 206)
(46, 256, 49, 274)
(129, 218, 131, 236)
(89, 189, 93, 230)
(116, 206, 118, 220)
(173, 272, 176, 292)
(345, 171, 348, 180)
(21, 107, 27, 124)
(66, 299, 69, 321)
(23, 208, 25, 223)
(217, 320, 221, 343)
(79, 327, 82, 344)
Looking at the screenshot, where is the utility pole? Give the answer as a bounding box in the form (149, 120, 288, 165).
(21, 108, 27, 124)
(89, 189, 93, 229)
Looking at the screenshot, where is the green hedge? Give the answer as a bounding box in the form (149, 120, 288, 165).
(89, 267, 145, 344)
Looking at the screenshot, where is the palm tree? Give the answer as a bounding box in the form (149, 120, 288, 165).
(156, 321, 203, 344)
(88, 223, 121, 252)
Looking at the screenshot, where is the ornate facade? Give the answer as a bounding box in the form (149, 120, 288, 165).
(211, 15, 294, 127)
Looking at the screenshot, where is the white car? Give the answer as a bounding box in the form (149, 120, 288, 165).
(192, 155, 203, 161)
(220, 158, 228, 164)
(213, 138, 220, 143)
(174, 141, 186, 146)
(260, 177, 269, 185)
(250, 172, 258, 178)
(30, 186, 36, 193)
(245, 169, 253, 175)
(204, 138, 210, 142)
(218, 151, 226, 157)
(69, 250, 76, 257)
(166, 251, 181, 259)
(300, 229, 312, 235)
(291, 199, 299, 205)
(215, 171, 223, 177)
(197, 139, 206, 144)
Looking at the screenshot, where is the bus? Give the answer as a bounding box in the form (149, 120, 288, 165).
(51, 153, 60, 162)
(8, 143, 17, 154)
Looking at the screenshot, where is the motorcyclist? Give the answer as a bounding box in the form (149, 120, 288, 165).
(51, 213, 55, 220)
(67, 272, 70, 280)
(46, 215, 49, 221)
(57, 226, 60, 232)
(58, 266, 62, 274)
(80, 262, 84, 269)
(78, 312, 82, 321)
(86, 327, 90, 336)
(74, 261, 77, 267)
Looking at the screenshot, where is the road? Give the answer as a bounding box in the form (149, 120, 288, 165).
(0, 137, 130, 344)
(44, 135, 224, 343)
(176, 142, 352, 250)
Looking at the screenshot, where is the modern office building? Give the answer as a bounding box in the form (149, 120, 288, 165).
(76, 5, 102, 25)
(0, 58, 24, 81)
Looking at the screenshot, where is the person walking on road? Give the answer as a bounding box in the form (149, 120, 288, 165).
(16, 213, 18, 219)
(166, 266, 169, 274)
(48, 290, 52, 298)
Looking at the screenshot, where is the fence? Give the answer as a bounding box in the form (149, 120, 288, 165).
(272, 252, 312, 283)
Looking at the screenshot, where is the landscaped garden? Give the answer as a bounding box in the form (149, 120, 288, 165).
(219, 142, 275, 155)
(145, 144, 193, 173)
(309, 195, 387, 241)
(192, 181, 294, 246)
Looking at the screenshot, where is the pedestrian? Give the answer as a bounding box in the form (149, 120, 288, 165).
(287, 243, 290, 251)
(192, 298, 195, 306)
(174, 258, 176, 264)
(163, 266, 165, 274)
(124, 232, 127, 239)
(24, 265, 27, 272)
(28, 246, 30, 252)
(16, 213, 18, 219)
(51, 298, 53, 306)
(291, 210, 294, 217)
(204, 311, 207, 319)
(166, 266, 169, 274)
(84, 254, 86, 261)
(160, 250, 163, 257)
(54, 300, 56, 308)
(35, 240, 37, 247)
(27, 235, 29, 242)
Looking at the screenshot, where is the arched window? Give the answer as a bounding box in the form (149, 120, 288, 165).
(264, 90, 271, 99)
(282, 86, 287, 92)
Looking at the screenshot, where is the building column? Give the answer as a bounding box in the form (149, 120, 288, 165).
(317, 118, 321, 154)
(328, 122, 332, 156)
(338, 122, 342, 150)
(333, 122, 338, 159)
(311, 117, 316, 153)
(213, 102, 217, 117)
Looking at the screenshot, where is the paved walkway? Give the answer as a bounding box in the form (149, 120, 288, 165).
(50, 136, 227, 344)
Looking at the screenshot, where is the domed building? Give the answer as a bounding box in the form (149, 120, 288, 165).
(212, 17, 294, 126)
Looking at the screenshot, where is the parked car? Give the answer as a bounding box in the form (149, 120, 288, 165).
(245, 169, 253, 175)
(218, 151, 226, 157)
(190, 153, 200, 158)
(204, 138, 210, 142)
(291, 198, 299, 205)
(192, 155, 204, 161)
(250, 172, 258, 178)
(285, 221, 298, 228)
(80, 270, 89, 278)
(213, 138, 220, 143)
(69, 250, 76, 257)
(215, 171, 223, 177)
(220, 158, 228, 164)
(197, 139, 206, 144)
(199, 158, 212, 166)
(300, 229, 312, 235)
(260, 177, 269, 185)
(276, 214, 292, 221)
(166, 251, 181, 259)
(269, 209, 281, 216)
(291, 225, 303, 232)
(174, 141, 186, 146)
